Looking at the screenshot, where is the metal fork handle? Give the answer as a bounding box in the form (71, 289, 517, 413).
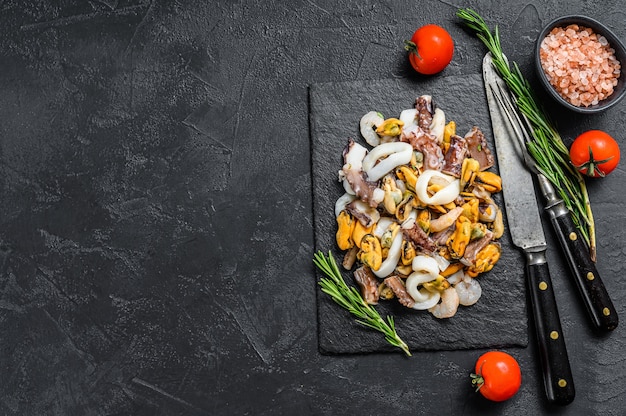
(538, 175, 619, 331)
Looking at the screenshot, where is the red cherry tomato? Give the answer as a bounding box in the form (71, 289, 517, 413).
(471, 351, 522, 402)
(570, 130, 620, 177)
(404, 24, 454, 75)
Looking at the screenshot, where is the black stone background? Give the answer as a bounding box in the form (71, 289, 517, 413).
(1, 1, 626, 415)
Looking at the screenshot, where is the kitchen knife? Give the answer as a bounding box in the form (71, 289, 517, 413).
(483, 53, 575, 406)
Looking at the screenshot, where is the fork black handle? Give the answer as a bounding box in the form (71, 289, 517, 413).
(545, 199, 618, 332)
(526, 250, 576, 406)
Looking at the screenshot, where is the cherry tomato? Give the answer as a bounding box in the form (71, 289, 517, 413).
(570, 130, 621, 177)
(470, 351, 522, 402)
(404, 24, 454, 75)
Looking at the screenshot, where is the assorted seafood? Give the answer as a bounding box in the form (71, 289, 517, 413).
(334, 95, 504, 319)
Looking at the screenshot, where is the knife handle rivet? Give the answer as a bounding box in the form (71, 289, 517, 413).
(558, 379, 568, 388)
(569, 232, 577, 241)
(587, 272, 595, 281)
(538, 281, 548, 291)
(550, 330, 559, 340)
(603, 307, 611, 316)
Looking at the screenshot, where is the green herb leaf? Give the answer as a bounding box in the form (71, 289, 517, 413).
(313, 250, 411, 356)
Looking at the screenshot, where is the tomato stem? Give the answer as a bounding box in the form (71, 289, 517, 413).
(470, 373, 485, 392)
(470, 361, 485, 392)
(403, 40, 422, 59)
(575, 146, 613, 178)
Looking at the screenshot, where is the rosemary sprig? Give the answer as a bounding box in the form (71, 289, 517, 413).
(313, 250, 411, 356)
(457, 8, 597, 259)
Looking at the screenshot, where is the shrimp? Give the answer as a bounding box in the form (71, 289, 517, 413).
(360, 111, 384, 146)
(428, 287, 459, 319)
(445, 269, 464, 285)
(455, 275, 482, 306)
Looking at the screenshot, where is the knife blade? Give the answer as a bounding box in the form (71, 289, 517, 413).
(483, 53, 575, 406)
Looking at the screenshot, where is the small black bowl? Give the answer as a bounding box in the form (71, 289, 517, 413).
(535, 15, 626, 113)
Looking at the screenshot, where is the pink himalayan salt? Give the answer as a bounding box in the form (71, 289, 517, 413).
(539, 24, 620, 107)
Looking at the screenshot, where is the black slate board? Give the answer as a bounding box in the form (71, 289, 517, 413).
(309, 74, 529, 354)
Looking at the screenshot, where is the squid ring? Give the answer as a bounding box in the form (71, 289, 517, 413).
(373, 217, 394, 238)
(372, 230, 403, 278)
(411, 255, 440, 276)
(412, 292, 441, 310)
(406, 272, 441, 309)
(334, 193, 356, 218)
(415, 170, 460, 205)
(406, 255, 441, 308)
(362, 142, 413, 182)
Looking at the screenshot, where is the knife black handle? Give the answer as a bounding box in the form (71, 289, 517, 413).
(546, 200, 618, 332)
(526, 250, 575, 406)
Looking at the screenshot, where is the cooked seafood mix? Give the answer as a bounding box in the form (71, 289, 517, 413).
(334, 96, 504, 319)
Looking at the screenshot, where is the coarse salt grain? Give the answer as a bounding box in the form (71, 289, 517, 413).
(540, 24, 621, 107)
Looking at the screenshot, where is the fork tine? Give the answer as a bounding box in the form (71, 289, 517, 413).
(496, 83, 530, 142)
(496, 82, 536, 144)
(489, 82, 539, 172)
(491, 83, 529, 144)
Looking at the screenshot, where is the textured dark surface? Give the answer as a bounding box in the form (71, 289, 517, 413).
(2, 1, 626, 415)
(310, 75, 528, 353)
